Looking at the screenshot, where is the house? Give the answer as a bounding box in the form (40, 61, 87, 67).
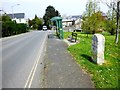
(62, 15, 83, 31)
(75, 18, 83, 29)
(7, 13, 28, 24)
(62, 19, 73, 27)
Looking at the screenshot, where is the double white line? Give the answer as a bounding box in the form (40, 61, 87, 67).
(24, 33, 47, 88)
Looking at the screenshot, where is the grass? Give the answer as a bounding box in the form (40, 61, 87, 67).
(64, 32, 119, 88)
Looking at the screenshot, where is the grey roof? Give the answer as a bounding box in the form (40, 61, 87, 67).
(71, 15, 82, 19)
(7, 13, 25, 19)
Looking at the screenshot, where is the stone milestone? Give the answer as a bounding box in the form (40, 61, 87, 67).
(92, 34, 105, 65)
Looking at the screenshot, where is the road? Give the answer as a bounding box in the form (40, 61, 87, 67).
(1, 30, 47, 88)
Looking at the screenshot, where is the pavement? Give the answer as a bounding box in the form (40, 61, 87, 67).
(42, 32, 95, 88)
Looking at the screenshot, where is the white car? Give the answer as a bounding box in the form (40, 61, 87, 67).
(42, 26, 47, 31)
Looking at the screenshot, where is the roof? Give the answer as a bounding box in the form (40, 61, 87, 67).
(51, 16, 62, 21)
(7, 13, 25, 19)
(71, 15, 82, 19)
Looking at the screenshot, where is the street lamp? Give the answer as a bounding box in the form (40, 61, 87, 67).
(11, 4, 20, 19)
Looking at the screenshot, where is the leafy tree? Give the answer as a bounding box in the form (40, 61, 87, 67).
(35, 16, 42, 26)
(2, 14, 12, 21)
(81, 0, 104, 35)
(43, 5, 61, 29)
(2, 15, 14, 36)
(28, 19, 33, 28)
(28, 15, 43, 29)
(105, 20, 116, 35)
(90, 11, 105, 33)
(55, 10, 61, 17)
(81, 16, 90, 37)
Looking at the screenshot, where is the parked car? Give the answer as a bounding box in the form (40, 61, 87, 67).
(73, 29, 82, 32)
(42, 26, 47, 31)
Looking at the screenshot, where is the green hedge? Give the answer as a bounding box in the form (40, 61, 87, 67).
(2, 21, 28, 37)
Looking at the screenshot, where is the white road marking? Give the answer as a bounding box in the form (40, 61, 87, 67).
(24, 32, 47, 88)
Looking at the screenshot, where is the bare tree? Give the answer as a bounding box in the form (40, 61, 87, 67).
(100, 0, 120, 44)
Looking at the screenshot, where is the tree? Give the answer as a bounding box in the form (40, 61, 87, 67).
(2, 14, 12, 21)
(55, 10, 61, 17)
(100, 0, 119, 43)
(89, 11, 104, 34)
(43, 5, 61, 29)
(81, 0, 104, 35)
(2, 14, 14, 36)
(28, 15, 43, 29)
(81, 15, 90, 37)
(28, 19, 33, 28)
(86, 0, 100, 16)
(106, 4, 116, 35)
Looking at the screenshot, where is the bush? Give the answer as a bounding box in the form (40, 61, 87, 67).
(2, 21, 28, 37)
(16, 23, 27, 34)
(101, 31, 111, 36)
(2, 21, 16, 37)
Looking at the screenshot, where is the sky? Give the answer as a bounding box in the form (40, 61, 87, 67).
(1, 0, 111, 19)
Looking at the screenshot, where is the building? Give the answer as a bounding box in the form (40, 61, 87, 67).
(62, 15, 82, 30)
(75, 18, 83, 29)
(62, 19, 73, 27)
(7, 13, 28, 24)
(71, 15, 82, 20)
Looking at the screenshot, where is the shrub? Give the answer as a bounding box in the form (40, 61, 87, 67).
(2, 21, 28, 37)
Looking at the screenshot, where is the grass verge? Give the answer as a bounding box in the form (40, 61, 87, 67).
(64, 32, 119, 88)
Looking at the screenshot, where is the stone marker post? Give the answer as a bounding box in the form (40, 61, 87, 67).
(92, 34, 105, 65)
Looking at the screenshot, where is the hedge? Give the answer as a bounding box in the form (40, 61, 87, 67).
(2, 21, 28, 37)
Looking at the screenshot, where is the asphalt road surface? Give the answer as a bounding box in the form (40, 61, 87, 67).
(1, 30, 47, 88)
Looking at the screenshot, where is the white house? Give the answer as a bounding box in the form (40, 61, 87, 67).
(62, 19, 73, 27)
(75, 18, 83, 29)
(62, 15, 83, 31)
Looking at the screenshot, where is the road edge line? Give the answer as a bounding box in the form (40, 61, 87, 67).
(24, 32, 47, 88)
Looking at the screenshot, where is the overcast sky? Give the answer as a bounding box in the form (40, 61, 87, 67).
(1, 0, 111, 19)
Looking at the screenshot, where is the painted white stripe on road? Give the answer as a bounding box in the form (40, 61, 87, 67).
(24, 32, 47, 88)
